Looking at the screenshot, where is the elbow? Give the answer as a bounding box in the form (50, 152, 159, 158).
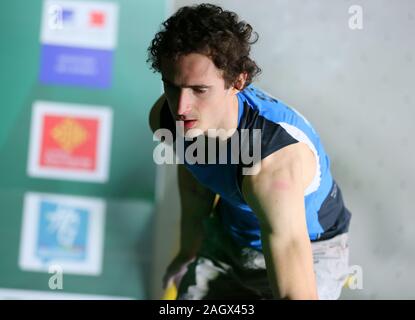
(264, 234, 319, 301)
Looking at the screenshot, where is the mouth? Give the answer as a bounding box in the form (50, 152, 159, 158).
(183, 119, 197, 129)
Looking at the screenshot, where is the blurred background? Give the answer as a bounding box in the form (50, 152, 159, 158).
(0, 0, 414, 299)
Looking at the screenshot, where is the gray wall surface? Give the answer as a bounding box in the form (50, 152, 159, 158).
(152, 0, 415, 299)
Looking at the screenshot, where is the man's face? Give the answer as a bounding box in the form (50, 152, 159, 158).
(161, 53, 238, 138)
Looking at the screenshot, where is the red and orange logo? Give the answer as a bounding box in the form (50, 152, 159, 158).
(39, 116, 99, 171)
(89, 11, 106, 27)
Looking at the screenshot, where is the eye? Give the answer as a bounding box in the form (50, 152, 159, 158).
(193, 88, 208, 94)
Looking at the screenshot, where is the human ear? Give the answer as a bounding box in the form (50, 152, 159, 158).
(233, 72, 248, 92)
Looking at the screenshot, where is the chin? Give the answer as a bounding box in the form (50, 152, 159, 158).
(184, 127, 204, 139)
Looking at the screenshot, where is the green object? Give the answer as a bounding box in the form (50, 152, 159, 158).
(0, 0, 166, 299)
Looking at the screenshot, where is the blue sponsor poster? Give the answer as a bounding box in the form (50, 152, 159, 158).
(19, 192, 105, 275)
(39, 0, 119, 88)
(36, 200, 89, 262)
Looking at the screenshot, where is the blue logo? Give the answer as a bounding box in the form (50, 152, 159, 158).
(62, 8, 74, 23)
(36, 200, 89, 262)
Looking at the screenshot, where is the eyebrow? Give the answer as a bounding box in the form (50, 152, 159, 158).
(161, 77, 212, 89)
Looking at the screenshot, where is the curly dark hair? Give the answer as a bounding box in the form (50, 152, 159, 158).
(147, 3, 261, 89)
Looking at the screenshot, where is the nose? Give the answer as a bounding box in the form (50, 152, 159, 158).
(176, 88, 192, 119)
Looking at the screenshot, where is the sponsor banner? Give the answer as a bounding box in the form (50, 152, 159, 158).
(39, 44, 113, 88)
(39, 0, 119, 87)
(27, 100, 113, 182)
(19, 192, 106, 276)
(40, 0, 118, 49)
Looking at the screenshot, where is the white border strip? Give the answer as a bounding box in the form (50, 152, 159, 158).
(0, 288, 132, 300)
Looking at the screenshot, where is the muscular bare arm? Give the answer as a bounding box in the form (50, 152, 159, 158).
(242, 142, 318, 299)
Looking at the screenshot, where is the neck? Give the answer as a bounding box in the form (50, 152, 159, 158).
(215, 94, 239, 139)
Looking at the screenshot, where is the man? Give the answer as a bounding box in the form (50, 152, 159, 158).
(147, 4, 351, 300)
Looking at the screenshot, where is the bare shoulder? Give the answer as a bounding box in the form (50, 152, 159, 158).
(243, 142, 316, 194)
(262, 142, 315, 171)
(149, 93, 166, 133)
